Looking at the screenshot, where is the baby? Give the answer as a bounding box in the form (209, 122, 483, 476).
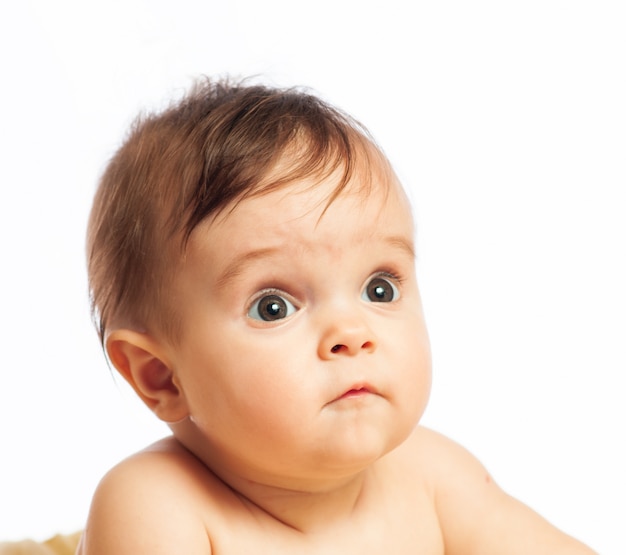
(78, 78, 595, 554)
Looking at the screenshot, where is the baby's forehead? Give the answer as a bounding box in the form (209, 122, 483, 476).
(183, 174, 414, 290)
(178, 131, 407, 266)
(210, 156, 399, 229)
(195, 166, 411, 255)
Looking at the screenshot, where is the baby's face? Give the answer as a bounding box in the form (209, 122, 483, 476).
(168, 163, 431, 488)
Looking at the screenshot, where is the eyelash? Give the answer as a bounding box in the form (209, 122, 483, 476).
(371, 270, 404, 286)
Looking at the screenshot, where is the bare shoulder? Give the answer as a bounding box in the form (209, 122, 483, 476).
(400, 426, 597, 555)
(79, 437, 222, 555)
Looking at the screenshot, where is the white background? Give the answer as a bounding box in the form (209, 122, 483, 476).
(1, 1, 624, 552)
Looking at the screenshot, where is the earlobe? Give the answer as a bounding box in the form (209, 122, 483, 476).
(106, 330, 189, 423)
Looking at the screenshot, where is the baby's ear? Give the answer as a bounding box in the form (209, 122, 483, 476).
(105, 330, 189, 423)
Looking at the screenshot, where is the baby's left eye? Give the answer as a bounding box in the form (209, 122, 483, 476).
(361, 275, 400, 303)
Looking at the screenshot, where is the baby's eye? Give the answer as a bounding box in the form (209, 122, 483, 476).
(248, 293, 298, 321)
(361, 275, 400, 303)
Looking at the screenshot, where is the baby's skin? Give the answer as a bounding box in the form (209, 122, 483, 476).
(78, 158, 595, 554)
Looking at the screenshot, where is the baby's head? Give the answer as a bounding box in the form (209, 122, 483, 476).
(88, 77, 386, 344)
(87, 78, 431, 480)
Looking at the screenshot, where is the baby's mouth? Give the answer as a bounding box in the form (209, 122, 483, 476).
(325, 382, 379, 406)
(340, 387, 371, 399)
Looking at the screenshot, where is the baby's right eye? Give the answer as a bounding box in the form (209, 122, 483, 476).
(248, 293, 298, 322)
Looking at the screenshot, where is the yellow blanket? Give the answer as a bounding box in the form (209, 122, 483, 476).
(0, 532, 82, 555)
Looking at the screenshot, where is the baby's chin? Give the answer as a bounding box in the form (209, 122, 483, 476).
(315, 414, 422, 473)
(295, 393, 428, 481)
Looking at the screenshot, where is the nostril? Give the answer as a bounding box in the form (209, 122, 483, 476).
(330, 341, 374, 354)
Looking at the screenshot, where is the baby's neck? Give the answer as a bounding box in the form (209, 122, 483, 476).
(172, 426, 379, 534)
(228, 468, 373, 534)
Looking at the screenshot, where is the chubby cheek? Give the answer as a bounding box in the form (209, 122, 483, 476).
(393, 321, 432, 422)
(180, 331, 312, 435)
(409, 356, 432, 423)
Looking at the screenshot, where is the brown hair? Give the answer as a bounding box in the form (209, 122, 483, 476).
(87, 77, 382, 344)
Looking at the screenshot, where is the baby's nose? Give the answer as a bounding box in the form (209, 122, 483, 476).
(317, 312, 377, 359)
